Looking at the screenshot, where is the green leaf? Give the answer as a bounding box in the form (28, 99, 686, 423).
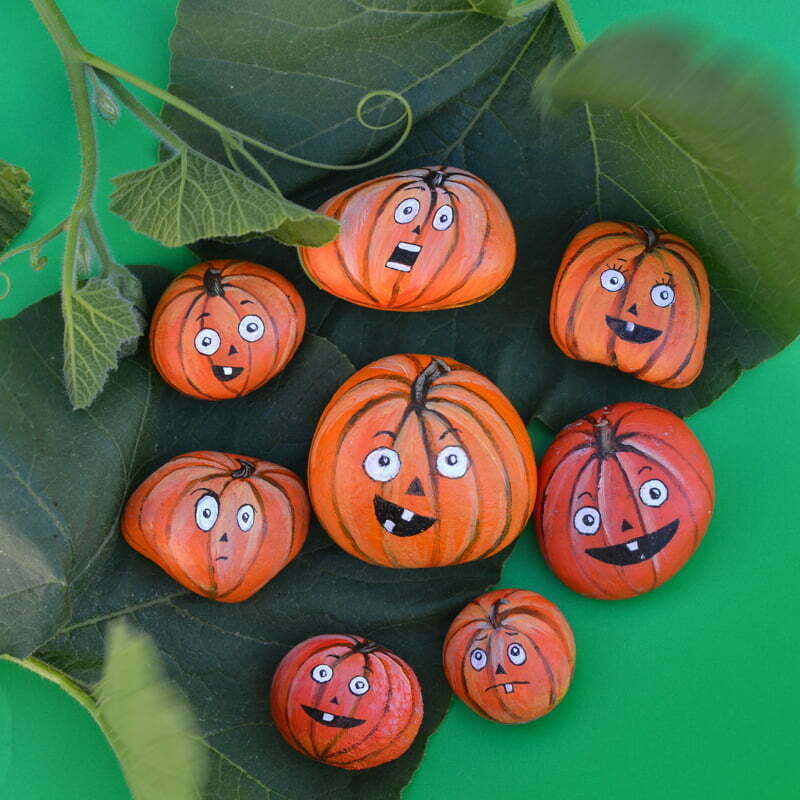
(164, 1, 799, 429)
(96, 621, 208, 800)
(110, 147, 339, 248)
(468, 0, 548, 21)
(63, 276, 143, 410)
(0, 159, 33, 251)
(0, 267, 511, 799)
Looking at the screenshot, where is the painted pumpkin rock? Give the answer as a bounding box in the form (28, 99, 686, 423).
(536, 402, 714, 600)
(297, 166, 516, 311)
(443, 589, 575, 724)
(308, 354, 537, 568)
(550, 221, 710, 388)
(270, 634, 423, 770)
(150, 259, 306, 400)
(122, 451, 309, 602)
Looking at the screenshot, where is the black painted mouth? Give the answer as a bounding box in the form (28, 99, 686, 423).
(373, 496, 435, 537)
(385, 242, 421, 272)
(211, 365, 244, 382)
(606, 315, 663, 344)
(485, 680, 530, 694)
(215, 556, 228, 561)
(301, 705, 366, 729)
(585, 519, 679, 566)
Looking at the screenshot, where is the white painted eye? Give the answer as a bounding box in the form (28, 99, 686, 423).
(470, 648, 487, 671)
(238, 314, 265, 342)
(640, 479, 668, 507)
(194, 328, 220, 355)
(311, 664, 333, 683)
(394, 198, 421, 223)
(436, 446, 469, 478)
(650, 284, 675, 307)
(432, 204, 454, 231)
(573, 506, 601, 535)
(600, 269, 626, 292)
(363, 447, 401, 482)
(237, 504, 255, 532)
(507, 643, 527, 666)
(349, 675, 370, 696)
(195, 493, 219, 531)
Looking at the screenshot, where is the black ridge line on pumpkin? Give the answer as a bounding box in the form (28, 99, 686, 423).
(499, 606, 574, 656)
(304, 644, 348, 760)
(519, 630, 559, 706)
(175, 292, 224, 400)
(605, 248, 649, 364)
(482, 631, 526, 723)
(412, 408, 444, 565)
(248, 473, 298, 565)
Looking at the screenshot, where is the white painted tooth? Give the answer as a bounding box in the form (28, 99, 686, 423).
(222, 366, 233, 376)
(625, 321, 635, 332)
(322, 712, 334, 722)
(398, 242, 421, 253)
(626, 540, 639, 551)
(401, 509, 414, 522)
(504, 684, 513, 694)
(385, 262, 412, 272)
(383, 520, 396, 533)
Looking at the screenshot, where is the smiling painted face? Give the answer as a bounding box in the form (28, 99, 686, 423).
(150, 260, 305, 400)
(550, 222, 710, 388)
(536, 403, 715, 599)
(270, 634, 423, 770)
(122, 451, 309, 602)
(298, 166, 516, 311)
(308, 354, 537, 568)
(443, 590, 575, 724)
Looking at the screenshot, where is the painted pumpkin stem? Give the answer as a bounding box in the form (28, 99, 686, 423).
(412, 358, 451, 406)
(593, 417, 616, 458)
(639, 225, 658, 252)
(231, 459, 256, 479)
(488, 598, 509, 628)
(352, 638, 380, 655)
(203, 268, 226, 297)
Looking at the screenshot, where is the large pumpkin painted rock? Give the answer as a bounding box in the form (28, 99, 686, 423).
(150, 259, 305, 400)
(122, 451, 309, 602)
(550, 222, 710, 388)
(297, 166, 516, 311)
(308, 354, 537, 568)
(536, 403, 714, 599)
(270, 634, 423, 770)
(443, 589, 575, 724)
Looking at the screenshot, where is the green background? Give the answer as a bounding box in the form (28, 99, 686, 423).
(1, 1, 799, 798)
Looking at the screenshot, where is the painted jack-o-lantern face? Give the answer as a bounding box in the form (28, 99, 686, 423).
(550, 221, 710, 388)
(308, 354, 537, 568)
(298, 166, 516, 311)
(443, 589, 575, 724)
(535, 403, 714, 599)
(150, 259, 305, 400)
(122, 451, 309, 602)
(270, 634, 423, 770)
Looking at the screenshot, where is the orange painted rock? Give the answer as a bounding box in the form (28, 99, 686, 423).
(297, 166, 516, 311)
(308, 354, 537, 568)
(270, 634, 423, 769)
(150, 259, 305, 400)
(443, 589, 575, 724)
(122, 451, 309, 602)
(550, 222, 710, 388)
(536, 402, 714, 599)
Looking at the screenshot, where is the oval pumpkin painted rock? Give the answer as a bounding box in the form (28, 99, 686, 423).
(122, 451, 309, 602)
(443, 589, 575, 724)
(550, 221, 710, 388)
(536, 402, 714, 600)
(297, 166, 516, 311)
(270, 634, 423, 770)
(150, 259, 306, 400)
(308, 354, 537, 568)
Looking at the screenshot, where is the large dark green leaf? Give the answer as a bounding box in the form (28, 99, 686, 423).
(0, 266, 511, 799)
(164, 0, 799, 429)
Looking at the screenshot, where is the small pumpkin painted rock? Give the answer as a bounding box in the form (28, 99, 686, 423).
(270, 634, 423, 770)
(122, 451, 309, 602)
(536, 402, 714, 600)
(150, 259, 305, 400)
(443, 589, 575, 724)
(550, 222, 710, 388)
(308, 354, 537, 568)
(297, 166, 516, 311)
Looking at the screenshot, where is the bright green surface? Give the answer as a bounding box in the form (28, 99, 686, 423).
(1, 1, 799, 798)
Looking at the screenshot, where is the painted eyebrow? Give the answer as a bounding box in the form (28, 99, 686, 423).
(196, 312, 210, 320)
(191, 487, 219, 498)
(373, 430, 396, 440)
(578, 491, 594, 500)
(638, 466, 653, 474)
(240, 299, 253, 305)
(438, 427, 461, 441)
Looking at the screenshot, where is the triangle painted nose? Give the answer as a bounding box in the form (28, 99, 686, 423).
(621, 520, 633, 532)
(412, 225, 421, 234)
(495, 664, 507, 675)
(329, 696, 339, 705)
(228, 344, 238, 355)
(220, 532, 229, 542)
(406, 477, 425, 496)
(626, 303, 638, 316)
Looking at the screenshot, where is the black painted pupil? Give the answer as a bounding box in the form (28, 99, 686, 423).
(447, 454, 458, 465)
(650, 488, 661, 499)
(611, 277, 618, 284)
(582, 514, 594, 526)
(403, 206, 412, 214)
(378, 455, 390, 466)
(661, 290, 669, 299)
(202, 337, 211, 346)
(203, 509, 211, 518)
(247, 323, 257, 332)
(474, 652, 483, 661)
(242, 512, 249, 521)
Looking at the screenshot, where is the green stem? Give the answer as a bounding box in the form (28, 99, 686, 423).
(84, 210, 115, 276)
(555, 0, 586, 51)
(0, 218, 66, 265)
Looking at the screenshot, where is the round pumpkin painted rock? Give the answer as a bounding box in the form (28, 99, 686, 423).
(550, 221, 710, 388)
(443, 589, 575, 724)
(536, 402, 714, 600)
(308, 354, 537, 568)
(270, 634, 423, 770)
(297, 166, 516, 311)
(122, 451, 309, 602)
(150, 259, 306, 400)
